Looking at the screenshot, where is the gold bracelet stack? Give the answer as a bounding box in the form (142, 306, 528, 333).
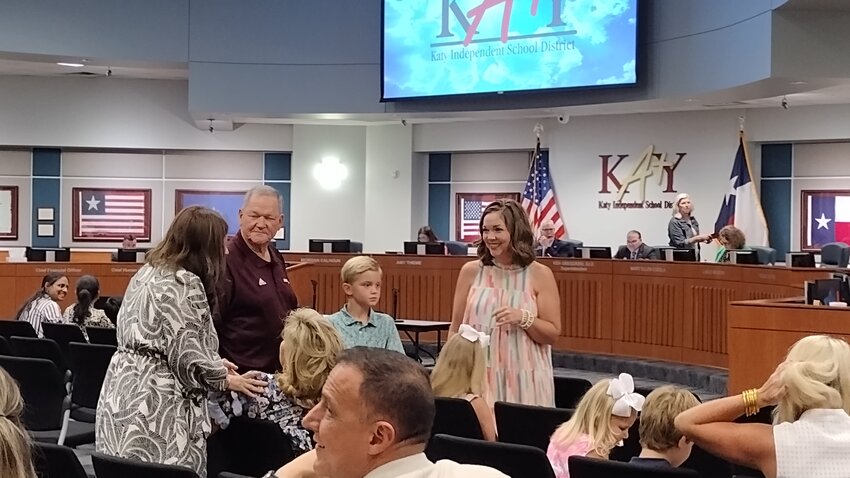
(519, 309, 536, 329)
(741, 388, 760, 416)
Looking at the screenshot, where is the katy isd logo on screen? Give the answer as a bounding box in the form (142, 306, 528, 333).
(382, 0, 638, 99)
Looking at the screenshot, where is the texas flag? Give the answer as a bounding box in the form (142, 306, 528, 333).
(807, 193, 850, 249)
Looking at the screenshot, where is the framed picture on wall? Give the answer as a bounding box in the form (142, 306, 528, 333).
(455, 192, 521, 243)
(72, 187, 152, 242)
(801, 189, 850, 250)
(0, 186, 18, 240)
(175, 190, 246, 235)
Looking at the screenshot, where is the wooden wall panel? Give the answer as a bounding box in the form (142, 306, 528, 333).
(0, 256, 832, 370)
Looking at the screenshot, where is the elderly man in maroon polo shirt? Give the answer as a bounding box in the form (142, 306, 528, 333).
(214, 185, 298, 373)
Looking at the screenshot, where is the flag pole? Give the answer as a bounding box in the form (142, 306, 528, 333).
(532, 123, 544, 232)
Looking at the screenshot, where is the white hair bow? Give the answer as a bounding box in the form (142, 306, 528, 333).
(606, 373, 645, 418)
(458, 324, 490, 348)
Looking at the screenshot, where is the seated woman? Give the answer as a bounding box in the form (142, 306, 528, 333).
(209, 308, 343, 456)
(430, 324, 497, 441)
(62, 274, 113, 340)
(714, 225, 747, 263)
(676, 334, 850, 478)
(418, 225, 439, 242)
(15, 272, 68, 337)
(548, 373, 645, 478)
(0, 366, 38, 478)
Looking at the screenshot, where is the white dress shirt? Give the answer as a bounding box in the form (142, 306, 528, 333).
(774, 408, 850, 478)
(365, 453, 508, 478)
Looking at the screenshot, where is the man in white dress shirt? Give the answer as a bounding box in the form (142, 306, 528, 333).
(272, 347, 507, 478)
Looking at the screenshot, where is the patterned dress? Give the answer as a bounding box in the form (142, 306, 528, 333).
(96, 265, 228, 478)
(208, 373, 313, 455)
(62, 304, 114, 341)
(462, 262, 555, 407)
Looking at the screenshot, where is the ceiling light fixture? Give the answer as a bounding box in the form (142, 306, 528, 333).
(57, 62, 85, 68)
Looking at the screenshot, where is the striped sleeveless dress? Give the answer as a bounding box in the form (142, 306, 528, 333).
(462, 262, 555, 407)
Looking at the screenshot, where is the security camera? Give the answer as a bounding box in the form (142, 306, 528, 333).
(557, 114, 570, 124)
(106, 68, 113, 77)
(781, 97, 788, 110)
(401, 119, 408, 126)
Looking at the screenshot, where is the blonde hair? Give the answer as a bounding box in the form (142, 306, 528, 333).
(430, 333, 486, 398)
(276, 308, 344, 409)
(774, 335, 850, 424)
(672, 193, 691, 217)
(550, 378, 630, 458)
(0, 368, 37, 478)
(340, 256, 382, 285)
(638, 386, 699, 451)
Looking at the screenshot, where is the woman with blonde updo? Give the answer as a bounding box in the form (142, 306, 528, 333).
(209, 308, 344, 455)
(0, 367, 38, 478)
(676, 335, 850, 478)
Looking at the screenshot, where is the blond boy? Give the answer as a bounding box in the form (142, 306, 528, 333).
(630, 386, 700, 469)
(327, 256, 404, 353)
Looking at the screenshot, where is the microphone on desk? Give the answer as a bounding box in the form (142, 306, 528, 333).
(392, 288, 400, 320)
(310, 280, 318, 310)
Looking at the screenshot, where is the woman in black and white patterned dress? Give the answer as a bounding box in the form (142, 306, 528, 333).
(95, 206, 268, 477)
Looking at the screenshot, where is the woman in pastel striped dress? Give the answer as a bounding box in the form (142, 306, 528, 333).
(450, 199, 561, 407)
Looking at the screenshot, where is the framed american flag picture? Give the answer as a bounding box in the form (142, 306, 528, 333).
(72, 188, 152, 241)
(455, 192, 520, 243)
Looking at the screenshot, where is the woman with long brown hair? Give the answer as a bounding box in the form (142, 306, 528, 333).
(450, 199, 561, 407)
(96, 206, 267, 478)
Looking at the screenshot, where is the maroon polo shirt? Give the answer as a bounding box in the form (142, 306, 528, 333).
(214, 232, 298, 373)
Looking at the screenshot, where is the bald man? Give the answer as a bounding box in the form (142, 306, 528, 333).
(534, 220, 574, 258)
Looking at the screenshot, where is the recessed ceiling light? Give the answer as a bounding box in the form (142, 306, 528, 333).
(57, 62, 85, 67)
(685, 98, 695, 102)
(790, 81, 808, 85)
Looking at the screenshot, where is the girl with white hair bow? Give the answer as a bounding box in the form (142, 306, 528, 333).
(430, 324, 497, 441)
(547, 373, 646, 478)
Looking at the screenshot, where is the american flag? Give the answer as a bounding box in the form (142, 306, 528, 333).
(522, 137, 566, 238)
(75, 188, 150, 240)
(458, 197, 488, 242)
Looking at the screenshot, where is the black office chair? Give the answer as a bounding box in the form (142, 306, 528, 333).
(494, 401, 573, 451)
(821, 242, 850, 268)
(0, 355, 94, 447)
(68, 342, 116, 422)
(9, 336, 71, 374)
(569, 455, 700, 478)
(0, 320, 38, 339)
(554, 376, 592, 409)
(429, 434, 556, 478)
(92, 452, 200, 478)
(32, 442, 89, 478)
(749, 245, 777, 265)
(432, 397, 484, 440)
(0, 335, 12, 354)
(86, 325, 118, 346)
(445, 241, 469, 255)
(207, 416, 296, 478)
(42, 322, 87, 361)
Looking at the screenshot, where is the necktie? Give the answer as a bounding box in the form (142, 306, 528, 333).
(631, 250, 638, 260)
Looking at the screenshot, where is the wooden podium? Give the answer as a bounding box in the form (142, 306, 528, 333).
(727, 298, 850, 394)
